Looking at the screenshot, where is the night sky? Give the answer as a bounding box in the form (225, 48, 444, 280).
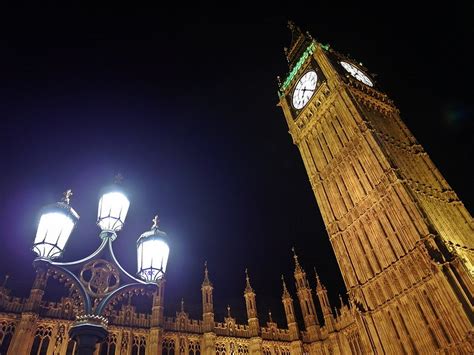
(0, 5, 472, 327)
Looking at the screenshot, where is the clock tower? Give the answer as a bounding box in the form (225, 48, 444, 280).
(278, 22, 473, 353)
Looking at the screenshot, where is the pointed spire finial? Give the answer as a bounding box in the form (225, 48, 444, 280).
(292, 247, 302, 271)
(152, 215, 160, 229)
(62, 189, 73, 205)
(281, 275, 290, 297)
(227, 305, 231, 318)
(339, 294, 344, 308)
(314, 267, 322, 289)
(268, 310, 273, 323)
(202, 260, 211, 286)
(244, 268, 253, 292)
(181, 298, 184, 312)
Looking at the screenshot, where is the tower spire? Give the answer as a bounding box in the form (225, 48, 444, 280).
(282, 275, 290, 298)
(202, 261, 211, 286)
(285, 21, 313, 69)
(181, 298, 184, 313)
(245, 268, 253, 293)
(227, 305, 231, 318)
(292, 247, 302, 273)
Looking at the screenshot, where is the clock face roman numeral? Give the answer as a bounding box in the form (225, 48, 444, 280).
(292, 71, 318, 109)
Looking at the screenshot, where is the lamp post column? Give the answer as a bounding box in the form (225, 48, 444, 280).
(69, 319, 109, 355)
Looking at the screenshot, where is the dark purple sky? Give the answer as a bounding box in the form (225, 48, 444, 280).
(0, 5, 472, 326)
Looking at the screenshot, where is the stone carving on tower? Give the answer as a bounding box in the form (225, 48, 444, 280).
(277, 21, 473, 354)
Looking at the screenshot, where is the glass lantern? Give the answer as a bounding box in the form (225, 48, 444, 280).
(137, 217, 169, 282)
(33, 192, 80, 259)
(97, 185, 130, 233)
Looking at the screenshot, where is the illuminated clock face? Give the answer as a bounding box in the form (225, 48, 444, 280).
(340, 61, 373, 87)
(292, 70, 318, 109)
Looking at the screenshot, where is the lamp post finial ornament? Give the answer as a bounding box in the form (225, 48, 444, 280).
(63, 189, 73, 205)
(152, 215, 160, 229)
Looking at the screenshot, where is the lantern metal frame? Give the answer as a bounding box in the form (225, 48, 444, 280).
(30, 189, 163, 355)
(32, 201, 80, 260)
(136, 226, 169, 282)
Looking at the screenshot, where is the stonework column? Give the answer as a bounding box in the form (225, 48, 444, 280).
(7, 312, 38, 355)
(290, 340, 303, 355)
(202, 332, 216, 355)
(249, 337, 262, 355)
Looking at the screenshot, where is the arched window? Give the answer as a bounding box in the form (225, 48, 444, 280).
(100, 333, 117, 355)
(262, 347, 271, 355)
(30, 325, 52, 355)
(215, 342, 226, 355)
(162, 338, 176, 355)
(237, 344, 248, 354)
(131, 335, 146, 355)
(188, 339, 200, 355)
(0, 321, 15, 354)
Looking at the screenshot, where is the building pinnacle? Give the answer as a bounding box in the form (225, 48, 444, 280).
(314, 267, 324, 290)
(292, 247, 302, 272)
(202, 261, 212, 288)
(282, 275, 291, 298)
(181, 298, 184, 313)
(245, 268, 253, 293)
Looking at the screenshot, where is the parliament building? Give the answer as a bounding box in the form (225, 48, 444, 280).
(0, 23, 472, 354)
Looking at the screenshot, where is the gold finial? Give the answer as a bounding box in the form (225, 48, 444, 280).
(62, 189, 73, 204)
(339, 294, 344, 307)
(227, 305, 231, 318)
(114, 173, 124, 185)
(268, 310, 273, 323)
(181, 298, 184, 312)
(152, 215, 160, 229)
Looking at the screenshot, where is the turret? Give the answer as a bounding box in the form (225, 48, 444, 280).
(244, 269, 260, 337)
(292, 248, 320, 341)
(201, 261, 214, 332)
(314, 269, 335, 332)
(281, 275, 299, 340)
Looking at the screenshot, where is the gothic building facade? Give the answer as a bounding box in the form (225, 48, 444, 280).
(0, 255, 362, 355)
(0, 23, 473, 354)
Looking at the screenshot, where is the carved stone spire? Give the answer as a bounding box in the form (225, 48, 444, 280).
(202, 261, 212, 287)
(181, 298, 185, 313)
(227, 305, 231, 318)
(314, 267, 324, 291)
(282, 275, 291, 299)
(292, 247, 303, 273)
(245, 268, 253, 293)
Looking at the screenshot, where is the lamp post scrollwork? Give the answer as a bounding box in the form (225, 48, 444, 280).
(31, 183, 170, 355)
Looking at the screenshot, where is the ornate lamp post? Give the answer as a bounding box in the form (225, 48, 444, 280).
(31, 183, 169, 355)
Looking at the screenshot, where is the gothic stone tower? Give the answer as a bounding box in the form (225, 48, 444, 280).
(277, 22, 473, 353)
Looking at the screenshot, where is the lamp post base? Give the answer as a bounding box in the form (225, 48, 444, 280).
(69, 323, 108, 355)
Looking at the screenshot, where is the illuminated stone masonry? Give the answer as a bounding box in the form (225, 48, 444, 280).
(278, 22, 473, 354)
(0, 257, 363, 354)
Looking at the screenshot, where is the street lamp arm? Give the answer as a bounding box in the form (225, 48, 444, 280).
(47, 238, 108, 268)
(106, 238, 148, 285)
